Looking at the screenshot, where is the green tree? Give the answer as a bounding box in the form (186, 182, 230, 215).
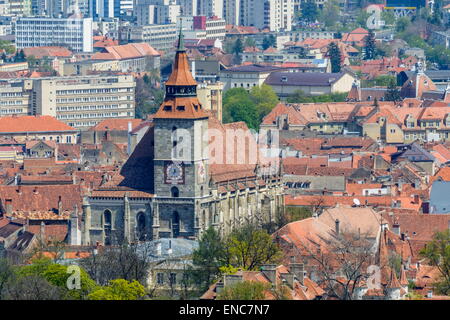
(327, 42, 342, 73)
(381, 10, 396, 26)
(0, 259, 14, 299)
(249, 84, 279, 123)
(191, 227, 228, 291)
(227, 225, 282, 271)
(384, 78, 401, 103)
(420, 230, 450, 295)
(223, 88, 259, 130)
(319, 0, 340, 29)
(373, 75, 396, 87)
(217, 280, 269, 300)
(135, 76, 164, 119)
(244, 37, 256, 48)
(88, 279, 146, 300)
(17, 258, 97, 300)
(301, 1, 319, 23)
(0, 40, 15, 54)
(232, 38, 244, 55)
(363, 30, 376, 60)
(262, 35, 276, 50)
(395, 17, 410, 33)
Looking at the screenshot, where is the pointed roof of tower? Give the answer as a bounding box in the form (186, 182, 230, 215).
(153, 28, 208, 120)
(165, 28, 197, 87)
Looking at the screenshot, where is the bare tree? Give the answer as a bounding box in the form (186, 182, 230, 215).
(298, 229, 377, 300)
(2, 275, 64, 300)
(309, 196, 326, 216)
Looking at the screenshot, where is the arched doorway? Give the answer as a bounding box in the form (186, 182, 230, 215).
(103, 210, 112, 245)
(171, 187, 179, 198)
(136, 212, 146, 241)
(172, 211, 180, 238)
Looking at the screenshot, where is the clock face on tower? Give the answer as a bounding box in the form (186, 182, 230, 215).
(164, 161, 184, 184)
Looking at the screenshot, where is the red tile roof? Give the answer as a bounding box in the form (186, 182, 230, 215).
(0, 116, 76, 133)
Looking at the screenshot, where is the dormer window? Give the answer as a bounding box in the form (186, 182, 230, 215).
(164, 105, 172, 111)
(176, 105, 185, 111)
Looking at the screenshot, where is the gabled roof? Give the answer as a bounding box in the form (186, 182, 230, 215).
(89, 119, 143, 132)
(265, 72, 346, 87)
(91, 43, 159, 61)
(0, 116, 76, 133)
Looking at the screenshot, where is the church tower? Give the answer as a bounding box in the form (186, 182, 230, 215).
(152, 29, 210, 239)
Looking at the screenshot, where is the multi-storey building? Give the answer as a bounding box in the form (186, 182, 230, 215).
(192, 15, 226, 40)
(32, 75, 135, 129)
(178, 0, 196, 15)
(0, 75, 135, 129)
(136, 0, 180, 25)
(0, 79, 32, 117)
(122, 23, 177, 52)
(15, 17, 94, 52)
(197, 0, 223, 18)
(8, 0, 32, 16)
(0, 0, 10, 15)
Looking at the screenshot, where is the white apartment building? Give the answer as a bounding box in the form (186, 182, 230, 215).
(235, 0, 292, 32)
(178, 0, 196, 16)
(197, 0, 223, 18)
(136, 0, 180, 25)
(0, 79, 32, 117)
(205, 16, 226, 40)
(262, 0, 293, 32)
(32, 75, 136, 129)
(123, 23, 177, 51)
(8, 0, 32, 16)
(223, 0, 240, 25)
(0, 75, 136, 129)
(0, 0, 9, 15)
(15, 17, 93, 52)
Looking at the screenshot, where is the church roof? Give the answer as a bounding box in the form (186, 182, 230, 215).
(153, 30, 208, 120)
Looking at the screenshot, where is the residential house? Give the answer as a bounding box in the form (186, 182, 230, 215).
(264, 72, 357, 99)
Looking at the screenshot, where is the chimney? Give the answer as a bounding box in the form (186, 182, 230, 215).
(427, 290, 433, 299)
(58, 196, 63, 215)
(40, 221, 46, 242)
(289, 263, 305, 285)
(281, 273, 295, 288)
(5, 199, 12, 214)
(413, 194, 420, 204)
(401, 233, 405, 241)
(261, 264, 277, 284)
(335, 219, 340, 235)
(166, 240, 173, 255)
(392, 221, 400, 236)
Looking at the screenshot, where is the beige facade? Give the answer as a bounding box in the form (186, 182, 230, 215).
(31, 75, 136, 129)
(62, 60, 120, 76)
(197, 81, 223, 122)
(0, 79, 32, 116)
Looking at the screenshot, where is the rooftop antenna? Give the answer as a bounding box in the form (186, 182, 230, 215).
(353, 198, 361, 207)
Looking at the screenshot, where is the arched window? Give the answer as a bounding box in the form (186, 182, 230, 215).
(136, 212, 146, 241)
(171, 187, 179, 198)
(103, 210, 112, 245)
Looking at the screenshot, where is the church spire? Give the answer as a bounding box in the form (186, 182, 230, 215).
(178, 25, 185, 51)
(152, 26, 208, 120)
